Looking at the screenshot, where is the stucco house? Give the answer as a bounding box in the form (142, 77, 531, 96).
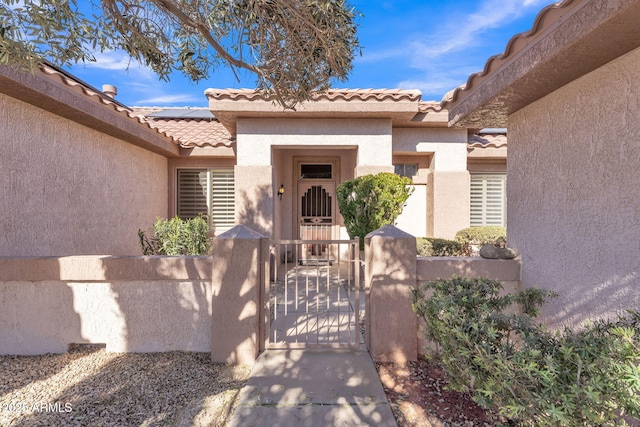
(443, 0, 640, 328)
(0, 63, 506, 258)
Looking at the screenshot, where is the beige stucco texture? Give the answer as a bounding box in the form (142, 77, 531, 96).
(365, 225, 521, 362)
(393, 128, 470, 239)
(211, 226, 264, 365)
(0, 256, 212, 355)
(509, 47, 640, 328)
(0, 94, 168, 256)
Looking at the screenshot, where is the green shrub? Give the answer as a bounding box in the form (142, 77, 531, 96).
(416, 237, 461, 256)
(138, 216, 211, 255)
(455, 226, 506, 255)
(412, 276, 640, 426)
(336, 172, 413, 249)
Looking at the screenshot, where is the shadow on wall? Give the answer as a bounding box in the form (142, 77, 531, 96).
(0, 259, 83, 396)
(236, 185, 273, 237)
(103, 256, 212, 353)
(540, 268, 640, 330)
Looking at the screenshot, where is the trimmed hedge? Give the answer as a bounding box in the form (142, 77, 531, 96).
(455, 226, 506, 255)
(337, 172, 413, 249)
(417, 237, 462, 256)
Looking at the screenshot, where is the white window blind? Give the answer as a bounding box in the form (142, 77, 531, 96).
(177, 168, 235, 229)
(470, 174, 506, 227)
(209, 168, 235, 228)
(177, 169, 208, 219)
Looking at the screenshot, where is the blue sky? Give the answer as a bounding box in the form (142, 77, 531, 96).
(65, 0, 555, 107)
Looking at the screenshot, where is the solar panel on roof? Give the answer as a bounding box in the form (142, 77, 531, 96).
(147, 109, 215, 119)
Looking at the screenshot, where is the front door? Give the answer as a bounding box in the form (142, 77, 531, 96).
(298, 181, 335, 261)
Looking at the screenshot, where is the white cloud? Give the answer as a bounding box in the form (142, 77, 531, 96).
(81, 51, 157, 81)
(363, 0, 554, 66)
(83, 51, 137, 71)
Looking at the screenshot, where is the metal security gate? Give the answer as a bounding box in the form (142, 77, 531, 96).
(262, 238, 361, 349)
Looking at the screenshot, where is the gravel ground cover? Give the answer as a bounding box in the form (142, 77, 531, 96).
(377, 357, 504, 427)
(0, 347, 249, 427)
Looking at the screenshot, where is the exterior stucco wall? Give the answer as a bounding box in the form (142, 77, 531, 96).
(0, 256, 212, 355)
(509, 47, 640, 328)
(0, 94, 168, 256)
(392, 128, 470, 239)
(236, 118, 392, 167)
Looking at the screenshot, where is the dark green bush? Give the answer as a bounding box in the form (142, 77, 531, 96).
(455, 226, 506, 255)
(336, 172, 413, 249)
(138, 216, 211, 255)
(412, 276, 640, 426)
(416, 237, 461, 256)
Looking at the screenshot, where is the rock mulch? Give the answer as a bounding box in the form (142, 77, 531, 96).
(0, 347, 249, 427)
(377, 357, 503, 427)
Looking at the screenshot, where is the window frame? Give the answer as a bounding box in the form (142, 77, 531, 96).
(393, 163, 419, 178)
(470, 173, 506, 227)
(176, 167, 235, 230)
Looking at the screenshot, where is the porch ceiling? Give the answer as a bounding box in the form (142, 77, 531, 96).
(442, 0, 640, 129)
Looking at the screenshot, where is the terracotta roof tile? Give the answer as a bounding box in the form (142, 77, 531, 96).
(205, 88, 423, 102)
(418, 102, 445, 113)
(38, 63, 179, 145)
(441, 0, 574, 107)
(130, 107, 235, 148)
(468, 133, 508, 150)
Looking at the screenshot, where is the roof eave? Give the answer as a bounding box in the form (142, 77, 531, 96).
(0, 64, 180, 158)
(443, 0, 640, 129)
(205, 89, 425, 135)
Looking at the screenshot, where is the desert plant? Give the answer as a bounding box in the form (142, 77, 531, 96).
(336, 172, 413, 249)
(455, 226, 506, 255)
(412, 276, 640, 426)
(416, 237, 462, 256)
(138, 216, 211, 255)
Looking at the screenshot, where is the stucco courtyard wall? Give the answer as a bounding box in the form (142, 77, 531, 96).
(0, 93, 168, 256)
(508, 47, 640, 328)
(0, 256, 212, 355)
(365, 225, 520, 363)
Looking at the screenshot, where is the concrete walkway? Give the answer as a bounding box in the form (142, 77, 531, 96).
(226, 349, 397, 427)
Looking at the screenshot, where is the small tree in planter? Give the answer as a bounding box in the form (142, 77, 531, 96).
(337, 172, 413, 249)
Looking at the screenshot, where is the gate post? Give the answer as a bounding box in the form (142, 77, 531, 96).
(365, 225, 417, 363)
(211, 225, 265, 364)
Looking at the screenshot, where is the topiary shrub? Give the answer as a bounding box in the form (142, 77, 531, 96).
(337, 172, 413, 249)
(416, 237, 462, 256)
(455, 226, 506, 255)
(412, 276, 640, 426)
(138, 216, 211, 255)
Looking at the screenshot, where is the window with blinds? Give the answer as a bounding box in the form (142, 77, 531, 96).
(394, 163, 418, 177)
(177, 168, 235, 229)
(470, 174, 506, 227)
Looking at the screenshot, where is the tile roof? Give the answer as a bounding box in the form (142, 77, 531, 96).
(131, 107, 235, 148)
(418, 102, 445, 113)
(205, 88, 423, 102)
(37, 63, 181, 146)
(468, 133, 508, 150)
(441, 0, 574, 107)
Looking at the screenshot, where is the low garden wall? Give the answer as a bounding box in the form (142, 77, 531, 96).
(365, 225, 520, 363)
(0, 256, 212, 355)
(415, 256, 520, 357)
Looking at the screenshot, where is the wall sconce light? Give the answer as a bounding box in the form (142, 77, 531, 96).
(278, 184, 285, 201)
